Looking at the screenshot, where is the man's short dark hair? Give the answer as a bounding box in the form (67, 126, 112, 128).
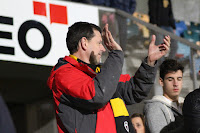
(159, 59, 184, 80)
(66, 22, 102, 54)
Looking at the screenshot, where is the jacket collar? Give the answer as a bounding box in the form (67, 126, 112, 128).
(64, 55, 97, 78)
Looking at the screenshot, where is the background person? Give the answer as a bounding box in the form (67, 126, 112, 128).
(144, 59, 184, 133)
(131, 113, 146, 133)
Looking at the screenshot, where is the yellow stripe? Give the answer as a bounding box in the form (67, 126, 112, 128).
(110, 98, 129, 117)
(69, 54, 78, 61)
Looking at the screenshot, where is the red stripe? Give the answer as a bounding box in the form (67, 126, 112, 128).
(33, 1, 47, 16)
(95, 103, 117, 133)
(119, 74, 131, 83)
(56, 115, 65, 133)
(50, 4, 68, 25)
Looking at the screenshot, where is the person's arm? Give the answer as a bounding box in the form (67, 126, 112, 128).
(144, 103, 168, 133)
(117, 59, 157, 104)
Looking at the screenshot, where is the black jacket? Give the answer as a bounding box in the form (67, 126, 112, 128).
(148, 0, 176, 29)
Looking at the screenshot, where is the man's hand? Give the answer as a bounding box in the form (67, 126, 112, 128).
(147, 35, 170, 66)
(102, 24, 122, 51)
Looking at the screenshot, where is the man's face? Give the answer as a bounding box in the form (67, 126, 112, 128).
(88, 30, 106, 65)
(160, 70, 183, 101)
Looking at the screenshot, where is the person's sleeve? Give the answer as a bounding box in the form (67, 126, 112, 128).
(148, 0, 157, 24)
(144, 103, 168, 133)
(55, 50, 124, 110)
(117, 58, 157, 104)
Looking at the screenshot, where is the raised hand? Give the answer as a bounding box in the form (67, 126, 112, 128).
(147, 35, 170, 66)
(102, 24, 122, 51)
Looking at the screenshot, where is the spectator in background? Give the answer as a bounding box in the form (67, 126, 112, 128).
(144, 59, 184, 133)
(92, 0, 136, 50)
(161, 69, 200, 133)
(0, 94, 16, 133)
(148, 0, 177, 64)
(131, 113, 146, 133)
